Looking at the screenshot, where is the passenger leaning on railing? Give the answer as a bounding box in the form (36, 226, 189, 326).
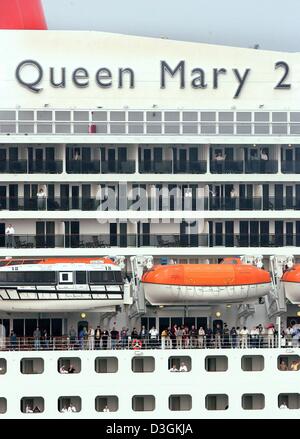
(198, 326, 205, 348)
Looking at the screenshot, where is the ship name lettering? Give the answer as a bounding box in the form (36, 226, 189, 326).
(150, 424, 193, 435)
(106, 424, 140, 436)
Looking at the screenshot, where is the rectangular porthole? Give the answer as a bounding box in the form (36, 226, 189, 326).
(205, 356, 228, 371)
(278, 393, 300, 409)
(132, 356, 155, 373)
(242, 394, 265, 410)
(58, 396, 81, 413)
(168, 356, 191, 372)
(95, 357, 118, 373)
(95, 396, 118, 412)
(169, 394, 192, 411)
(132, 395, 155, 411)
(241, 356, 264, 371)
(21, 397, 44, 413)
(58, 358, 81, 374)
(206, 394, 228, 410)
(20, 358, 44, 374)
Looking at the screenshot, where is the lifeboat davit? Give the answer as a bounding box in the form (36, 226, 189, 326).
(141, 258, 271, 305)
(281, 265, 300, 304)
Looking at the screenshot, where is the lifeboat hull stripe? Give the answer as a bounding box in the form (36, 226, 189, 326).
(142, 281, 270, 287)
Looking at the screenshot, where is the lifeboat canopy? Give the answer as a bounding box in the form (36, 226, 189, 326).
(281, 264, 300, 304)
(141, 258, 271, 305)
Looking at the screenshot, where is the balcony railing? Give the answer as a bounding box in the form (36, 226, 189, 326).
(0, 160, 27, 173)
(210, 160, 278, 174)
(1, 196, 300, 211)
(66, 160, 100, 174)
(173, 160, 207, 174)
(139, 161, 173, 173)
(281, 161, 300, 174)
(28, 160, 63, 174)
(3, 233, 300, 248)
(100, 160, 135, 173)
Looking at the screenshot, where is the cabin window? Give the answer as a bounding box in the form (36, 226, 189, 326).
(278, 355, 300, 371)
(20, 358, 44, 374)
(21, 397, 44, 413)
(241, 356, 264, 371)
(0, 398, 6, 414)
(95, 357, 118, 373)
(168, 356, 192, 372)
(242, 394, 265, 410)
(58, 396, 81, 413)
(0, 359, 6, 374)
(95, 396, 118, 412)
(58, 358, 81, 374)
(169, 395, 192, 411)
(132, 357, 155, 373)
(278, 393, 300, 409)
(205, 356, 228, 372)
(132, 395, 155, 411)
(206, 394, 229, 410)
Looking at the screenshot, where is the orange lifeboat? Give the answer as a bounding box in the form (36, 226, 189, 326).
(141, 257, 271, 305)
(281, 265, 300, 304)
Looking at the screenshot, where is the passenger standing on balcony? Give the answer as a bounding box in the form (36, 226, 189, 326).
(206, 327, 213, 348)
(120, 327, 128, 349)
(88, 326, 95, 350)
(260, 149, 269, 173)
(214, 324, 223, 349)
(230, 187, 237, 209)
(33, 327, 41, 350)
(240, 326, 249, 348)
(42, 329, 49, 350)
(223, 324, 230, 348)
(139, 325, 148, 348)
(10, 330, 17, 350)
(230, 327, 237, 348)
(198, 326, 205, 348)
(101, 329, 109, 350)
(161, 328, 168, 349)
(175, 325, 184, 349)
(37, 187, 47, 210)
(5, 224, 15, 248)
(94, 326, 101, 349)
(190, 325, 198, 348)
(215, 152, 226, 173)
(69, 326, 77, 349)
(149, 326, 159, 348)
(110, 327, 119, 349)
(267, 325, 275, 348)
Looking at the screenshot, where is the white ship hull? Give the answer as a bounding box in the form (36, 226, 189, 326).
(143, 283, 270, 305)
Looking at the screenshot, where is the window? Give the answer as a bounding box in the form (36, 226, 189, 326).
(0, 359, 6, 374)
(58, 358, 81, 374)
(0, 398, 6, 414)
(242, 394, 265, 410)
(89, 271, 118, 284)
(132, 395, 155, 411)
(75, 271, 86, 284)
(95, 396, 118, 412)
(21, 397, 44, 413)
(58, 396, 81, 413)
(206, 394, 228, 410)
(95, 357, 118, 373)
(0, 271, 56, 284)
(21, 358, 44, 374)
(278, 355, 300, 371)
(168, 356, 191, 372)
(205, 356, 228, 372)
(132, 357, 155, 373)
(169, 395, 192, 411)
(241, 356, 264, 371)
(278, 393, 300, 409)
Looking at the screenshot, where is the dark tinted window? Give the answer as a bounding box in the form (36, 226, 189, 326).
(89, 271, 115, 284)
(76, 271, 86, 284)
(0, 271, 56, 284)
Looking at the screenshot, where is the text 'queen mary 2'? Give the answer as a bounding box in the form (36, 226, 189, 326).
(1, 0, 300, 420)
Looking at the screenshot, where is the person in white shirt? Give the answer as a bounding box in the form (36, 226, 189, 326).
(59, 365, 68, 374)
(149, 326, 159, 348)
(169, 364, 178, 372)
(25, 405, 33, 413)
(267, 325, 275, 348)
(280, 402, 288, 409)
(103, 405, 110, 412)
(68, 403, 77, 412)
(5, 224, 15, 248)
(179, 362, 188, 372)
(240, 326, 249, 348)
(37, 187, 47, 210)
(88, 327, 95, 350)
(61, 406, 68, 413)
